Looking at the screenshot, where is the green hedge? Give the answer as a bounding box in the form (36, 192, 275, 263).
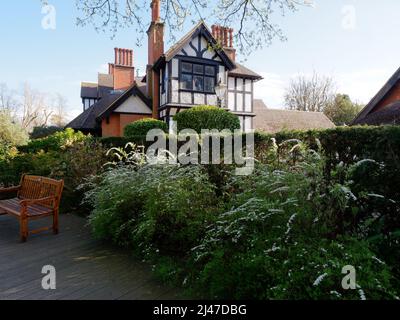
(30, 126, 64, 140)
(174, 105, 241, 133)
(18, 128, 86, 154)
(124, 118, 167, 138)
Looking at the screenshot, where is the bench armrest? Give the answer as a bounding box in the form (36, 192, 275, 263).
(0, 186, 21, 194)
(20, 196, 57, 208)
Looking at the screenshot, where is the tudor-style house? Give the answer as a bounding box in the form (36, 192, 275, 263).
(67, 0, 262, 136)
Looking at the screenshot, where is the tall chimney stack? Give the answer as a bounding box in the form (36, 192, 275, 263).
(109, 48, 135, 90)
(211, 24, 236, 62)
(147, 0, 165, 119)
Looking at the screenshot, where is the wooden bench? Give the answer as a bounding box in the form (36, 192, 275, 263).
(0, 175, 64, 242)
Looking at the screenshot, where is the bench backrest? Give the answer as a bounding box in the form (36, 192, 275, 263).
(18, 175, 64, 209)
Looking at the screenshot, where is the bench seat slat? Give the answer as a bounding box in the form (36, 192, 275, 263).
(0, 198, 53, 217)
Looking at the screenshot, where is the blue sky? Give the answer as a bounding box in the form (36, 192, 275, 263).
(1, 0, 399, 120)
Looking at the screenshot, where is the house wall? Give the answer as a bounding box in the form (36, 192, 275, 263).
(227, 76, 254, 130)
(102, 114, 121, 137)
(374, 81, 400, 112)
(101, 113, 151, 137)
(115, 95, 152, 114)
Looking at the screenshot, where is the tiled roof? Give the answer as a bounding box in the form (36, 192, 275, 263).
(253, 99, 335, 133)
(229, 63, 262, 80)
(354, 101, 400, 125)
(67, 81, 151, 131)
(352, 66, 400, 124)
(66, 91, 124, 130)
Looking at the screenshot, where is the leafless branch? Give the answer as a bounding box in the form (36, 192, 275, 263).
(74, 0, 312, 54)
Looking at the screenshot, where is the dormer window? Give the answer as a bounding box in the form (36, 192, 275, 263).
(83, 98, 98, 111)
(180, 61, 216, 93)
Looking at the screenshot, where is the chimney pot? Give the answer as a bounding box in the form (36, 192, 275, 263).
(151, 0, 160, 22)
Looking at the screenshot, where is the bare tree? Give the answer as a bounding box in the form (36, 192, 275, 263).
(73, 0, 313, 55)
(21, 83, 53, 130)
(284, 72, 336, 112)
(0, 83, 19, 119)
(50, 93, 69, 127)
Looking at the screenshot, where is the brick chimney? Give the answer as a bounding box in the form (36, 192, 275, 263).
(147, 0, 164, 118)
(211, 25, 236, 62)
(108, 48, 135, 90)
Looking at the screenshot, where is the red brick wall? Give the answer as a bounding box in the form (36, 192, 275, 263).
(119, 114, 152, 136)
(113, 65, 135, 90)
(374, 81, 400, 112)
(101, 113, 151, 137)
(101, 114, 120, 137)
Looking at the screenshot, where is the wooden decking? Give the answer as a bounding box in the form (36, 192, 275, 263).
(0, 213, 181, 300)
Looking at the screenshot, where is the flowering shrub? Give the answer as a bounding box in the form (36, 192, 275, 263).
(190, 162, 398, 299)
(85, 163, 221, 255)
(83, 138, 400, 300)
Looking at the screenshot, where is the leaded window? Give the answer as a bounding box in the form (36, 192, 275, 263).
(180, 61, 216, 93)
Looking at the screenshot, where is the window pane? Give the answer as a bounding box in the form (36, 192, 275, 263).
(237, 78, 243, 91)
(182, 62, 192, 73)
(193, 64, 204, 74)
(245, 79, 252, 92)
(194, 76, 204, 91)
(205, 77, 215, 92)
(181, 74, 193, 90)
(205, 66, 215, 76)
(228, 77, 235, 90)
(237, 93, 243, 111)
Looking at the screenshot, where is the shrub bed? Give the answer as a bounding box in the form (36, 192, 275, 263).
(0, 130, 107, 213)
(84, 135, 400, 300)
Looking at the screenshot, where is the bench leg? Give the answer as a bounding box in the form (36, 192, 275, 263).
(20, 218, 28, 242)
(53, 210, 59, 235)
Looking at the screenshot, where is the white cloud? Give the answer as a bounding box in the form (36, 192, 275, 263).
(254, 72, 287, 109)
(335, 68, 393, 104)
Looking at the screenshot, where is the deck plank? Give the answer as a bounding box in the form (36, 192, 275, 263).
(0, 213, 182, 300)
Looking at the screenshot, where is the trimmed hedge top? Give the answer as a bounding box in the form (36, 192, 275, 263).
(18, 128, 87, 154)
(124, 118, 168, 138)
(174, 105, 241, 133)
